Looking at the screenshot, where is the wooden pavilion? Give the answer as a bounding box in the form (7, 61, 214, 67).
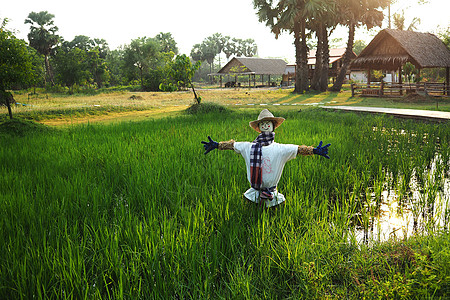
(209, 57, 287, 88)
(351, 29, 450, 96)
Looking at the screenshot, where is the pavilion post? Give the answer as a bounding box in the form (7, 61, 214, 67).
(446, 67, 449, 96)
(367, 69, 371, 88)
(399, 66, 403, 96)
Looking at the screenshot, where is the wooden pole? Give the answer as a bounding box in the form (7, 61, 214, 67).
(399, 66, 403, 96)
(367, 69, 371, 88)
(446, 67, 449, 96)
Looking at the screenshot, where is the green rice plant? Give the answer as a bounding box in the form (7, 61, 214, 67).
(1, 108, 449, 298)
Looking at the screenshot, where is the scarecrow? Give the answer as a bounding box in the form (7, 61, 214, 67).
(201, 109, 331, 208)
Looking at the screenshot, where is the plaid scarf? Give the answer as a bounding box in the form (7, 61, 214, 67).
(250, 132, 275, 190)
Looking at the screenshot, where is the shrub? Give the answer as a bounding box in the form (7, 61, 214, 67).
(185, 102, 229, 114)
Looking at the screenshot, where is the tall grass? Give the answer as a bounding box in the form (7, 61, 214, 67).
(1, 108, 449, 298)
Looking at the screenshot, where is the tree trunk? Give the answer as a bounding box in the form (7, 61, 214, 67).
(300, 20, 309, 92)
(319, 27, 330, 91)
(311, 24, 323, 91)
(1, 91, 14, 119)
(44, 55, 55, 86)
(294, 29, 302, 94)
(294, 20, 309, 94)
(6, 101, 13, 119)
(330, 23, 355, 92)
(140, 67, 144, 90)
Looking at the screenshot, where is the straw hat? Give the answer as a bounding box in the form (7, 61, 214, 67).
(249, 109, 285, 132)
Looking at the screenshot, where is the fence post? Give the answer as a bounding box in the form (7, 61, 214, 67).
(351, 83, 355, 97)
(380, 81, 384, 96)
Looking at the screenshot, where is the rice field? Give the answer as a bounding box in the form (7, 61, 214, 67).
(1, 104, 450, 298)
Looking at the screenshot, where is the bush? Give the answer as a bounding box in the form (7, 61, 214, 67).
(0, 117, 52, 136)
(142, 70, 163, 92)
(185, 102, 230, 114)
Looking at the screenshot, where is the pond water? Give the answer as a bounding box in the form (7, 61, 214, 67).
(353, 156, 449, 244)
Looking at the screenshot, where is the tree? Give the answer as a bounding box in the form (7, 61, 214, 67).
(52, 47, 90, 93)
(86, 48, 110, 88)
(308, 0, 336, 92)
(353, 39, 366, 55)
(0, 24, 34, 119)
(437, 26, 450, 47)
(27, 46, 45, 92)
(253, 0, 316, 93)
(66, 35, 95, 51)
(191, 34, 258, 74)
(223, 37, 236, 59)
(62, 36, 111, 88)
(329, 0, 389, 92)
(402, 62, 421, 86)
(201, 37, 219, 74)
(155, 32, 178, 54)
(123, 37, 160, 89)
(393, 10, 421, 31)
(25, 11, 60, 85)
(190, 43, 203, 62)
(106, 48, 126, 85)
(238, 38, 258, 57)
(160, 54, 201, 93)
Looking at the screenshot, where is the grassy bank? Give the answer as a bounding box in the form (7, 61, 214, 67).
(2, 88, 450, 125)
(1, 108, 449, 298)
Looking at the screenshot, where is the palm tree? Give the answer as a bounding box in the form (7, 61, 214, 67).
(254, 0, 335, 93)
(393, 10, 421, 31)
(309, 0, 336, 92)
(253, 0, 303, 93)
(155, 32, 179, 54)
(329, 0, 389, 92)
(25, 11, 59, 85)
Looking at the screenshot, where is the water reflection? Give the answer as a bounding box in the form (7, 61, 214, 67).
(353, 156, 449, 244)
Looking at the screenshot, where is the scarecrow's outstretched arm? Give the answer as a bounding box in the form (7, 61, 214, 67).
(218, 140, 235, 150)
(297, 145, 314, 156)
(201, 136, 235, 154)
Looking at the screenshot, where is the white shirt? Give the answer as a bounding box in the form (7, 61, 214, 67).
(234, 141, 298, 207)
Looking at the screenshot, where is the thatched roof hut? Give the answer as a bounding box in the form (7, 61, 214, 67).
(210, 57, 287, 87)
(215, 57, 287, 75)
(351, 29, 450, 70)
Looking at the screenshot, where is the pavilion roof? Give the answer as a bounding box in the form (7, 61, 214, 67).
(351, 29, 450, 70)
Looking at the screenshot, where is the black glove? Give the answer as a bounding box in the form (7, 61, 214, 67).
(201, 136, 219, 155)
(313, 141, 331, 159)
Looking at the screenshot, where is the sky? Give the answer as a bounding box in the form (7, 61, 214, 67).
(1, 0, 449, 64)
